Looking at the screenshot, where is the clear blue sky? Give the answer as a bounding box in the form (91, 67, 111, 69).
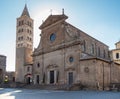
(0, 0, 120, 71)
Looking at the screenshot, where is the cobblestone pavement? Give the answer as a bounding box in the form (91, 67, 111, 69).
(0, 88, 120, 99)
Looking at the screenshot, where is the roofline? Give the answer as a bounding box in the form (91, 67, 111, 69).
(80, 57, 110, 63)
(115, 41, 120, 45)
(0, 55, 6, 57)
(66, 22, 109, 48)
(39, 14, 68, 29)
(110, 48, 120, 51)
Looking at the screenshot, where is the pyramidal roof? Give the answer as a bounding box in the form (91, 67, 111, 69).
(21, 4, 30, 17)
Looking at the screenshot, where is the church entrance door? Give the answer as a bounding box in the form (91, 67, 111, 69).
(50, 71, 54, 84)
(68, 72, 73, 85)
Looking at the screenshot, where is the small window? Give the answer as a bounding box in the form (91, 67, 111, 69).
(18, 37, 20, 41)
(18, 29, 20, 33)
(84, 67, 89, 73)
(50, 33, 56, 42)
(98, 47, 100, 57)
(30, 30, 32, 34)
(27, 29, 29, 33)
(27, 67, 30, 72)
(21, 36, 23, 40)
(90, 44, 94, 54)
(21, 20, 24, 25)
(27, 37, 29, 40)
(37, 63, 40, 68)
(116, 53, 119, 59)
(103, 50, 106, 58)
(21, 29, 23, 32)
(69, 56, 74, 63)
(83, 40, 86, 52)
(18, 44, 20, 47)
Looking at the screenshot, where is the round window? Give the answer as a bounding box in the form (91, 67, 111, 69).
(50, 33, 56, 42)
(69, 56, 74, 63)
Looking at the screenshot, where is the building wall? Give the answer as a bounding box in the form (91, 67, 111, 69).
(0, 55, 6, 83)
(79, 59, 111, 90)
(67, 24, 109, 60)
(5, 72, 15, 82)
(111, 62, 120, 83)
(33, 44, 80, 85)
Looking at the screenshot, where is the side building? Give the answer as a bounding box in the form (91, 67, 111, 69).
(0, 55, 6, 84)
(15, 4, 33, 84)
(32, 13, 120, 90)
(111, 41, 120, 64)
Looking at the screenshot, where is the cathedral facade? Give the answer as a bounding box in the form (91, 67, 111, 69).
(32, 13, 120, 90)
(15, 6, 120, 90)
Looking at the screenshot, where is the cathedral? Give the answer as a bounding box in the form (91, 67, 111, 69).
(15, 5, 120, 90)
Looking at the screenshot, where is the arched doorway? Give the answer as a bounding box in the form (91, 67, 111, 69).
(25, 74, 32, 84)
(68, 72, 73, 85)
(50, 71, 54, 84)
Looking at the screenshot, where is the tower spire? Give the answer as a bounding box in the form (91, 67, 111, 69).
(21, 4, 30, 17)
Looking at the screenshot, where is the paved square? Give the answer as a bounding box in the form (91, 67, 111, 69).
(0, 88, 120, 99)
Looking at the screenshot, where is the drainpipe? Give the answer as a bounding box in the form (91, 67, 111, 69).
(103, 63, 104, 90)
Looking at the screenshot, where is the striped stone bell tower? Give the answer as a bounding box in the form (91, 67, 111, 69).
(15, 4, 34, 83)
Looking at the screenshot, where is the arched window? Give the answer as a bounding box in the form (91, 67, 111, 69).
(21, 29, 23, 32)
(69, 56, 74, 63)
(98, 47, 100, 57)
(116, 53, 119, 59)
(27, 29, 29, 33)
(82, 40, 86, 52)
(91, 44, 94, 54)
(21, 20, 24, 25)
(103, 50, 106, 58)
(37, 63, 40, 68)
(27, 67, 30, 72)
(21, 36, 23, 40)
(50, 33, 56, 42)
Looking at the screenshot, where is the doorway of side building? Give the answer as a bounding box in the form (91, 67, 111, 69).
(25, 74, 32, 84)
(68, 72, 73, 85)
(50, 71, 54, 84)
(36, 75, 39, 84)
(27, 77, 31, 84)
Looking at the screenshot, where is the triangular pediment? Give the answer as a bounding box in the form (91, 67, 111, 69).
(39, 14, 68, 29)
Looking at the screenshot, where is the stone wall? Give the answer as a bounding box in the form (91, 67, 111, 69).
(79, 59, 110, 90)
(0, 55, 6, 83)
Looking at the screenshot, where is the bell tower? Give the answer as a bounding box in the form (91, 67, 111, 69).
(15, 4, 34, 83)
